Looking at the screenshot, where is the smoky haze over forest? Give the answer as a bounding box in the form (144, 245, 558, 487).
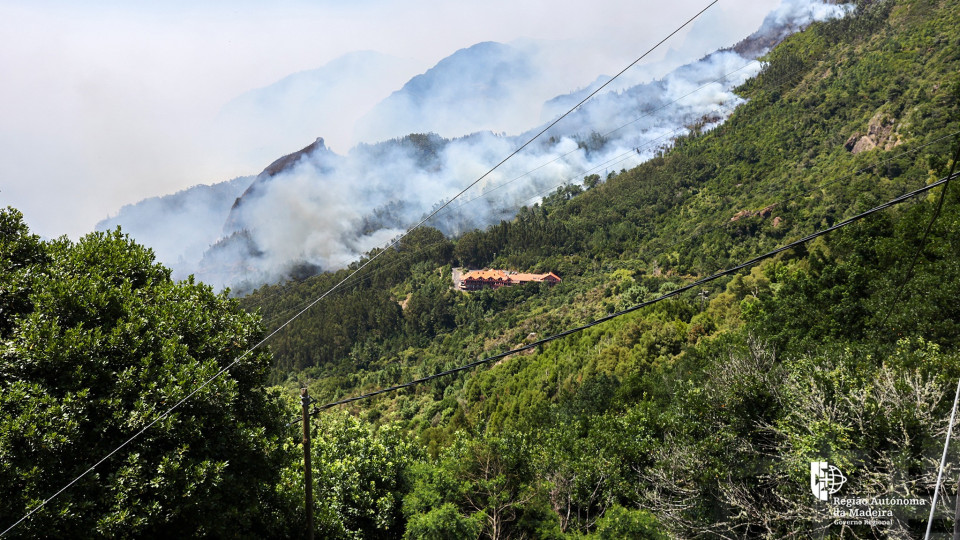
(95, 0, 852, 291)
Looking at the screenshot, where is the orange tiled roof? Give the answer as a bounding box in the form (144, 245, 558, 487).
(510, 272, 544, 282)
(463, 269, 508, 281)
(462, 269, 561, 284)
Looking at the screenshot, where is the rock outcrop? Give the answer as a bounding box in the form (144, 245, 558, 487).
(845, 112, 901, 154)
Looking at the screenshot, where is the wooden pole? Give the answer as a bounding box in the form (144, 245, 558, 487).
(301, 388, 314, 540)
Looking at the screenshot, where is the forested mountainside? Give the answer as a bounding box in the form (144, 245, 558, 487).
(4, 0, 960, 538)
(245, 0, 957, 384)
(103, 0, 838, 292)
(240, 0, 960, 536)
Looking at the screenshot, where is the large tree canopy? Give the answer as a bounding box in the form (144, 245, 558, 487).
(0, 207, 290, 537)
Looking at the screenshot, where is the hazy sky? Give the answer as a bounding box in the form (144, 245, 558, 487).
(0, 0, 780, 238)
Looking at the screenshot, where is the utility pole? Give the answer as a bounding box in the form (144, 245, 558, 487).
(301, 388, 314, 540)
(697, 289, 709, 312)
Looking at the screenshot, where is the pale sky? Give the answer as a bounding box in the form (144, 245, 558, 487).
(0, 0, 779, 238)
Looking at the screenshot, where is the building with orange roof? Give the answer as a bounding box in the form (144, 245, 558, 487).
(459, 269, 561, 291)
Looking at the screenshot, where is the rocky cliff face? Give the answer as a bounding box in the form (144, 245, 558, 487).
(223, 137, 340, 237)
(845, 111, 901, 154)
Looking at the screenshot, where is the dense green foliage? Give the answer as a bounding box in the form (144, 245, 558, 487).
(278, 411, 422, 539)
(5, 0, 960, 537)
(239, 0, 960, 537)
(0, 209, 292, 537)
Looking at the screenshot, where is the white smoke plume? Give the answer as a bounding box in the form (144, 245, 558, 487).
(102, 0, 852, 291)
(214, 50, 425, 161)
(189, 0, 853, 291)
(96, 177, 251, 273)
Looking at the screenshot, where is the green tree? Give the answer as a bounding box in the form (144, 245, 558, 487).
(277, 411, 422, 539)
(589, 505, 666, 540)
(0, 209, 290, 537)
(405, 433, 540, 540)
(404, 502, 483, 540)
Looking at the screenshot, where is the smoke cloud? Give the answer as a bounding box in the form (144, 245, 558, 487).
(1, 0, 779, 239)
(214, 51, 425, 163)
(191, 0, 851, 291)
(95, 177, 252, 273)
(80, 0, 851, 291)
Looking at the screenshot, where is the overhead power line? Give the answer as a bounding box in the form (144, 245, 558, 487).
(0, 4, 718, 536)
(880, 134, 960, 334)
(918, 134, 960, 540)
(257, 128, 960, 336)
(311, 170, 960, 413)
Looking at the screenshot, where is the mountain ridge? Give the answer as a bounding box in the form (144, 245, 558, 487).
(102, 0, 854, 292)
(236, 2, 960, 536)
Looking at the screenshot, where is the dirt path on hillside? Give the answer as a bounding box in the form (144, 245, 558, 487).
(451, 267, 464, 290)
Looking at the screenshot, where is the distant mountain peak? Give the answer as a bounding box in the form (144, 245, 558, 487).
(261, 137, 329, 178)
(222, 136, 340, 238)
(353, 41, 541, 142)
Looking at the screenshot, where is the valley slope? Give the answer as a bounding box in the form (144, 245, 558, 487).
(242, 0, 960, 536)
(98, 0, 848, 292)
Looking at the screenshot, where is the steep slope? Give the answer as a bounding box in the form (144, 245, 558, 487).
(103, 1, 847, 293)
(243, 0, 960, 385)
(198, 0, 841, 292)
(241, 0, 960, 536)
(194, 137, 342, 289)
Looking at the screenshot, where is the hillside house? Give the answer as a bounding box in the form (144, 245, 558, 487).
(458, 269, 561, 291)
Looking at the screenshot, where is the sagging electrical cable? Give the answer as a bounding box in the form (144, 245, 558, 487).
(0, 4, 719, 536)
(302, 170, 960, 415)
